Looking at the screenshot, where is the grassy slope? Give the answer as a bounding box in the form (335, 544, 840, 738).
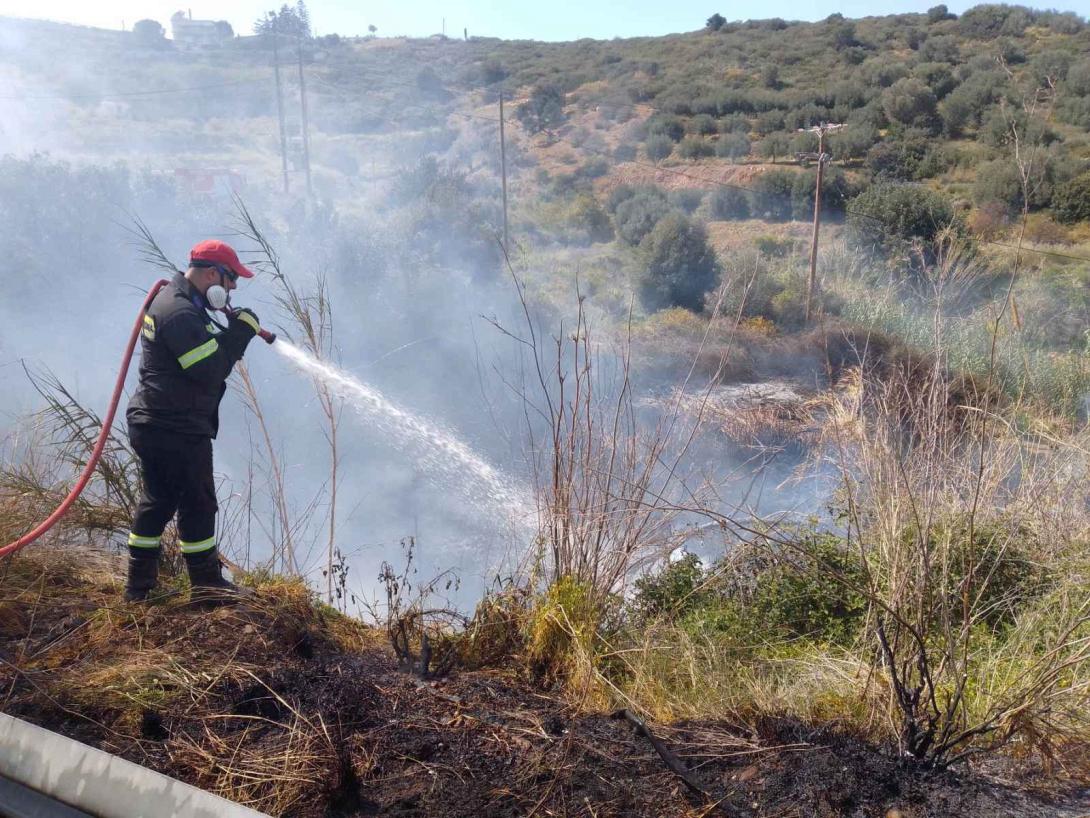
(2, 543, 1086, 817)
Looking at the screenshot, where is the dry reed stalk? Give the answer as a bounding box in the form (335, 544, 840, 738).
(234, 363, 297, 574)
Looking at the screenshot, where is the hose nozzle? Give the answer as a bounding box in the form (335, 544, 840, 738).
(258, 328, 277, 345)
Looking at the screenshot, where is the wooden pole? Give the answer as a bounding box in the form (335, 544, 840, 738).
(297, 38, 312, 196)
(499, 92, 510, 255)
(805, 127, 826, 324)
(271, 28, 290, 193)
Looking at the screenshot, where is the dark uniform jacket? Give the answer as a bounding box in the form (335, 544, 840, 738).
(127, 273, 250, 439)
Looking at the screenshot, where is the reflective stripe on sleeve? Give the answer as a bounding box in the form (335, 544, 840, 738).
(179, 536, 216, 554)
(128, 533, 161, 549)
(177, 338, 219, 370)
(236, 312, 260, 334)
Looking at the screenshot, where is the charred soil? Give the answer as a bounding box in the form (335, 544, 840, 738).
(1, 546, 1086, 818)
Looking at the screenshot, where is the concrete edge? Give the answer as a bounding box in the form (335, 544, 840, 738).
(0, 712, 271, 818)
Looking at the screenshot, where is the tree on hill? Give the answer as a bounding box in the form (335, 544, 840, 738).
(517, 84, 566, 134)
(882, 78, 939, 130)
(706, 13, 727, 32)
(639, 214, 721, 312)
(927, 4, 955, 24)
(255, 1, 312, 39)
(1053, 173, 1090, 225)
(132, 19, 165, 46)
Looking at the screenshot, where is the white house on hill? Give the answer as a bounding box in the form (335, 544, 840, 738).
(170, 10, 233, 49)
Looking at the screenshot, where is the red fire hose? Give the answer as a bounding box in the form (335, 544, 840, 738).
(0, 279, 275, 559)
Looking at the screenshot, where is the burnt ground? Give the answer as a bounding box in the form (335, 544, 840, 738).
(1, 546, 1088, 818)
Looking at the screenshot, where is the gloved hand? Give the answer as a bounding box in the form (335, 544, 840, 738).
(228, 308, 261, 337)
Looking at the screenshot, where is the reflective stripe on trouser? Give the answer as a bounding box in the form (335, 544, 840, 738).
(128, 533, 161, 549)
(179, 536, 216, 554)
(128, 426, 218, 552)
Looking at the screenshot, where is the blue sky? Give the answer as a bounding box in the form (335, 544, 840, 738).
(0, 0, 1085, 41)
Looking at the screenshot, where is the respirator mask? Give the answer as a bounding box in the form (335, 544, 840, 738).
(198, 263, 236, 312)
(205, 284, 229, 311)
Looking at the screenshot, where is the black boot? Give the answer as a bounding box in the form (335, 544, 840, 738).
(184, 548, 252, 605)
(124, 548, 160, 602)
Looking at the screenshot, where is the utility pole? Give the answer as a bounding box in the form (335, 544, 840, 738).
(271, 25, 290, 193)
(499, 92, 510, 255)
(297, 38, 313, 196)
(798, 122, 844, 323)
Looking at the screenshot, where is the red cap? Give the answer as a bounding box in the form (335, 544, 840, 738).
(189, 239, 254, 279)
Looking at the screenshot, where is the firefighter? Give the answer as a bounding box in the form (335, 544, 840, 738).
(123, 240, 262, 603)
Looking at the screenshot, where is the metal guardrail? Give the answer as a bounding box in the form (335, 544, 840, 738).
(0, 713, 271, 818)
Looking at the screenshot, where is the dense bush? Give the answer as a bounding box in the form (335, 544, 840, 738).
(516, 84, 566, 134)
(638, 213, 721, 312)
(566, 194, 615, 244)
(847, 182, 958, 261)
(865, 133, 930, 181)
(912, 62, 958, 99)
(668, 188, 705, 213)
(882, 78, 939, 130)
(646, 113, 685, 142)
(757, 133, 791, 164)
(750, 169, 797, 221)
(644, 134, 674, 162)
(958, 4, 1031, 38)
(707, 186, 750, 220)
(829, 123, 879, 161)
(715, 131, 750, 162)
(1053, 172, 1090, 224)
(614, 191, 671, 245)
(972, 159, 1026, 214)
(690, 113, 718, 135)
(676, 137, 714, 159)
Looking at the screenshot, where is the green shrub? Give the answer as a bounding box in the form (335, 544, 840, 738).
(959, 4, 1031, 38)
(708, 187, 750, 220)
(750, 169, 796, 221)
(865, 134, 929, 181)
(829, 123, 880, 161)
(646, 113, 685, 142)
(973, 158, 1025, 214)
(719, 113, 751, 134)
(881, 78, 939, 130)
(638, 213, 721, 312)
(715, 131, 750, 162)
(516, 84, 566, 134)
(565, 194, 615, 244)
(614, 192, 671, 245)
(668, 188, 705, 213)
(631, 553, 711, 623)
(1068, 59, 1090, 97)
(755, 110, 785, 136)
(1053, 172, 1090, 224)
(645, 134, 674, 162)
(750, 534, 867, 646)
(913, 61, 958, 99)
(847, 182, 958, 262)
(757, 133, 791, 164)
(690, 113, 718, 135)
(676, 137, 714, 159)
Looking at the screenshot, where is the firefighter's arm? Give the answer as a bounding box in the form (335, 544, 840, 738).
(159, 312, 239, 385)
